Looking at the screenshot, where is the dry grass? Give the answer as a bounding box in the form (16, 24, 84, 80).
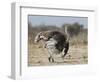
(70, 32, 87, 46)
(28, 41, 88, 66)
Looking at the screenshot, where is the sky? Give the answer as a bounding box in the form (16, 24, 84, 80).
(28, 15, 88, 28)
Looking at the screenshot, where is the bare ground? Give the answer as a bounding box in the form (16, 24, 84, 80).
(28, 42, 88, 66)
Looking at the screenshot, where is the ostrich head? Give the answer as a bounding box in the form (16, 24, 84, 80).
(34, 32, 48, 43)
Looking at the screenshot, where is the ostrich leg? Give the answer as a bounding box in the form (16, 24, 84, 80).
(62, 42, 69, 58)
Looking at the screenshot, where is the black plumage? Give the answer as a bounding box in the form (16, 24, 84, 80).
(47, 31, 69, 57)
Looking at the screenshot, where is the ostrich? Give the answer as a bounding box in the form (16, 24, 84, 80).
(34, 31, 69, 62)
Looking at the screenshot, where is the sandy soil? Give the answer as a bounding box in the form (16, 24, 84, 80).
(28, 42, 88, 66)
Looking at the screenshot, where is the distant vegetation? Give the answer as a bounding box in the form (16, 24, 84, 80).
(28, 22, 88, 45)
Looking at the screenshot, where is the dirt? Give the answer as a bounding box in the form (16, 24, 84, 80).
(28, 42, 88, 66)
